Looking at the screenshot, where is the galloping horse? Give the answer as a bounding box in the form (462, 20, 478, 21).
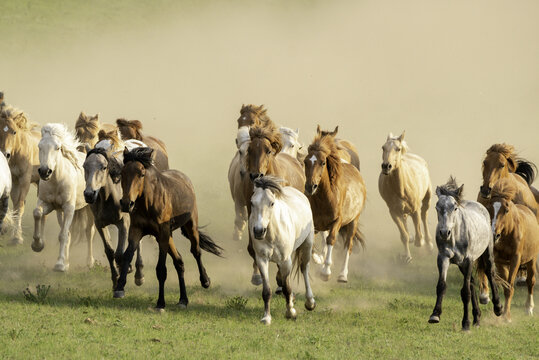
(115, 119, 169, 170)
(0, 107, 40, 245)
(242, 125, 305, 285)
(249, 176, 316, 325)
(378, 131, 433, 263)
(32, 124, 95, 271)
(304, 126, 366, 282)
(0, 151, 12, 233)
(237, 104, 274, 128)
(114, 147, 223, 309)
(428, 177, 502, 330)
(487, 179, 539, 320)
(75, 112, 116, 150)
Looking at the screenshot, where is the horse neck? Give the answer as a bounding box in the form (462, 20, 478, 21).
(14, 129, 40, 162)
(502, 205, 520, 237)
(314, 166, 336, 204)
(140, 166, 162, 211)
(387, 160, 406, 196)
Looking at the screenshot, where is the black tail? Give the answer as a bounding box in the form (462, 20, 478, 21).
(198, 230, 224, 257)
(353, 227, 366, 251)
(515, 159, 537, 185)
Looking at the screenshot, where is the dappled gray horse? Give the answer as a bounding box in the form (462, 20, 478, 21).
(428, 177, 502, 331)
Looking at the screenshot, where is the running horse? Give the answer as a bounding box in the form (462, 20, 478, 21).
(75, 112, 117, 150)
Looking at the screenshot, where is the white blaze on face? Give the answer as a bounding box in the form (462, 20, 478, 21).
(492, 202, 501, 234)
(309, 155, 317, 165)
(3, 126, 8, 132)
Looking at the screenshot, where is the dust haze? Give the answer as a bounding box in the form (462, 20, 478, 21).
(1, 1, 539, 295)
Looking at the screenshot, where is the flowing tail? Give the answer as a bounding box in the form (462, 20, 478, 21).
(353, 227, 366, 251)
(515, 159, 537, 185)
(198, 230, 224, 257)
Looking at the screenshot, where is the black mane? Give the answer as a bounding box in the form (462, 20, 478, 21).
(87, 147, 123, 184)
(123, 147, 154, 169)
(436, 176, 464, 204)
(254, 176, 285, 198)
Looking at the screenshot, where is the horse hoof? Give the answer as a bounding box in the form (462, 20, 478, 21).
(113, 290, 125, 299)
(251, 274, 263, 286)
(286, 308, 297, 320)
(305, 299, 316, 311)
(526, 308, 533, 316)
(337, 275, 348, 283)
(233, 231, 242, 242)
(87, 259, 95, 269)
(516, 277, 527, 287)
(479, 294, 490, 305)
(31, 241, 44, 252)
(399, 254, 412, 264)
(177, 301, 188, 309)
(312, 253, 324, 265)
(319, 272, 330, 282)
(53, 263, 68, 272)
(201, 277, 211, 289)
(428, 315, 440, 323)
(414, 240, 424, 247)
(260, 316, 271, 325)
(275, 287, 283, 295)
(494, 305, 503, 317)
(154, 307, 166, 314)
(135, 277, 145, 286)
(9, 237, 23, 246)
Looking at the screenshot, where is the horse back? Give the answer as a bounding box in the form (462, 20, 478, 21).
(336, 139, 360, 170)
(142, 136, 169, 170)
(158, 169, 196, 221)
(457, 201, 492, 260)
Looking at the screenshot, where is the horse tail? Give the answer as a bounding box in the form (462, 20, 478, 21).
(198, 230, 224, 257)
(353, 226, 366, 251)
(515, 159, 537, 185)
(0, 209, 16, 236)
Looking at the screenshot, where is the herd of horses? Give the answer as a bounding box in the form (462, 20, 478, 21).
(0, 93, 538, 328)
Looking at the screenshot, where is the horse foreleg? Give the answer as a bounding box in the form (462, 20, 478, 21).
(311, 231, 328, 265)
(390, 211, 411, 263)
(248, 233, 262, 285)
(233, 202, 247, 241)
(32, 200, 53, 252)
(256, 255, 272, 325)
(459, 260, 473, 331)
(86, 221, 96, 268)
(54, 204, 75, 272)
(338, 219, 358, 283)
(279, 259, 296, 320)
(321, 218, 342, 281)
(301, 230, 316, 311)
(96, 225, 117, 289)
(421, 188, 433, 250)
(504, 254, 522, 322)
(525, 258, 536, 316)
(114, 226, 142, 298)
(0, 195, 10, 235)
(155, 236, 169, 310)
(411, 211, 424, 248)
(429, 255, 449, 323)
(9, 179, 30, 245)
(168, 238, 188, 308)
(470, 275, 481, 326)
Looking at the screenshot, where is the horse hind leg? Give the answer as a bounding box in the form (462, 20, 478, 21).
(168, 238, 188, 308)
(421, 188, 433, 250)
(525, 258, 536, 316)
(411, 211, 424, 248)
(181, 220, 211, 288)
(233, 203, 247, 241)
(338, 220, 358, 283)
(390, 212, 411, 263)
(279, 259, 296, 320)
(301, 231, 316, 311)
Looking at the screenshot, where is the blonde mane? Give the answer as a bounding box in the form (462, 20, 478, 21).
(0, 107, 38, 132)
(41, 123, 82, 169)
(308, 130, 343, 182)
(386, 132, 410, 154)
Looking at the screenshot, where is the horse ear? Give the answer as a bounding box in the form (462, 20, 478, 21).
(331, 126, 339, 136)
(507, 157, 517, 172)
(92, 114, 99, 121)
(123, 146, 129, 156)
(79, 111, 86, 120)
(398, 131, 406, 141)
(387, 132, 393, 140)
(435, 186, 442, 197)
(149, 148, 157, 162)
(316, 125, 321, 135)
(457, 184, 464, 198)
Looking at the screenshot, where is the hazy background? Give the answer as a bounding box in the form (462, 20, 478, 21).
(1, 0, 538, 292)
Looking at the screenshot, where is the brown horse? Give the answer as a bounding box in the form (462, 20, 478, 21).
(317, 127, 360, 170)
(477, 143, 539, 294)
(237, 104, 274, 128)
(0, 107, 41, 245)
(114, 147, 223, 309)
(75, 112, 116, 150)
(489, 179, 539, 320)
(242, 125, 305, 285)
(116, 119, 169, 170)
(304, 126, 366, 282)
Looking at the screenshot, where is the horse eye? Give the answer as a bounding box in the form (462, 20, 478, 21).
(102, 166, 107, 170)
(321, 161, 326, 166)
(56, 146, 60, 151)
(12, 130, 16, 135)
(396, 147, 401, 152)
(270, 202, 274, 207)
(266, 150, 271, 154)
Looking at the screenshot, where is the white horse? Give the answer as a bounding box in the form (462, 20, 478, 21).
(279, 127, 305, 161)
(249, 176, 316, 325)
(32, 123, 95, 271)
(0, 151, 12, 234)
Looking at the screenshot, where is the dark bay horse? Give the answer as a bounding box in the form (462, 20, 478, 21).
(242, 125, 305, 285)
(114, 147, 223, 309)
(304, 126, 366, 282)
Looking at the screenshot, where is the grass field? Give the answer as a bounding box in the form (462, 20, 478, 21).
(1, 1, 539, 359)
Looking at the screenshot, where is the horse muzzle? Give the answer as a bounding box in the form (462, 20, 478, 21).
(3, 151, 11, 160)
(253, 226, 267, 240)
(305, 183, 318, 196)
(479, 185, 491, 198)
(120, 199, 135, 213)
(38, 167, 52, 180)
(381, 163, 392, 175)
(438, 229, 451, 241)
(84, 190, 98, 204)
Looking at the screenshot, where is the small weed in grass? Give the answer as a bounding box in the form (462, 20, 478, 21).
(8, 329, 22, 340)
(22, 284, 51, 304)
(225, 296, 248, 310)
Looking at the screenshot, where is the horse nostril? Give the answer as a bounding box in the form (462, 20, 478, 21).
(387, 164, 392, 170)
(312, 184, 318, 190)
(447, 230, 451, 237)
(129, 201, 134, 207)
(5, 153, 10, 159)
(46, 169, 52, 176)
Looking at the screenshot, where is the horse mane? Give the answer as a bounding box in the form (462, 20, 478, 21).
(41, 123, 82, 168)
(485, 143, 537, 185)
(240, 104, 275, 128)
(123, 147, 154, 168)
(436, 176, 464, 204)
(87, 147, 123, 183)
(254, 176, 285, 198)
(0, 107, 37, 131)
(308, 131, 342, 182)
(386, 133, 410, 154)
(491, 178, 518, 201)
(249, 125, 282, 153)
(279, 126, 298, 140)
(116, 119, 143, 140)
(98, 129, 122, 148)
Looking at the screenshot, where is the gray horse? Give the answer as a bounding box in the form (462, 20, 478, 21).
(428, 177, 502, 330)
(83, 145, 144, 288)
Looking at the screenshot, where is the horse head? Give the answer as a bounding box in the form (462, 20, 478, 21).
(435, 177, 464, 241)
(120, 147, 155, 213)
(250, 176, 284, 240)
(246, 126, 282, 181)
(480, 144, 517, 199)
(0, 110, 19, 160)
(381, 131, 407, 175)
(304, 126, 341, 195)
(237, 104, 268, 128)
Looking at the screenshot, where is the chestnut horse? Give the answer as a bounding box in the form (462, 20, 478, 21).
(116, 119, 169, 170)
(378, 131, 433, 263)
(114, 147, 223, 309)
(237, 104, 274, 128)
(75, 112, 117, 150)
(0, 107, 41, 245)
(242, 125, 305, 285)
(304, 126, 366, 282)
(488, 179, 539, 320)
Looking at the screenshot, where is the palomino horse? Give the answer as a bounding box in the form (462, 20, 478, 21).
(115, 119, 169, 170)
(378, 131, 433, 263)
(477, 144, 539, 291)
(83, 141, 146, 289)
(487, 179, 539, 320)
(304, 126, 366, 282)
(75, 112, 116, 150)
(428, 177, 502, 331)
(249, 176, 315, 325)
(114, 147, 223, 309)
(32, 124, 95, 271)
(0, 107, 41, 245)
(0, 151, 12, 233)
(242, 125, 305, 285)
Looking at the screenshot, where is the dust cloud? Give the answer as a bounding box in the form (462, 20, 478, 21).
(1, 1, 539, 294)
